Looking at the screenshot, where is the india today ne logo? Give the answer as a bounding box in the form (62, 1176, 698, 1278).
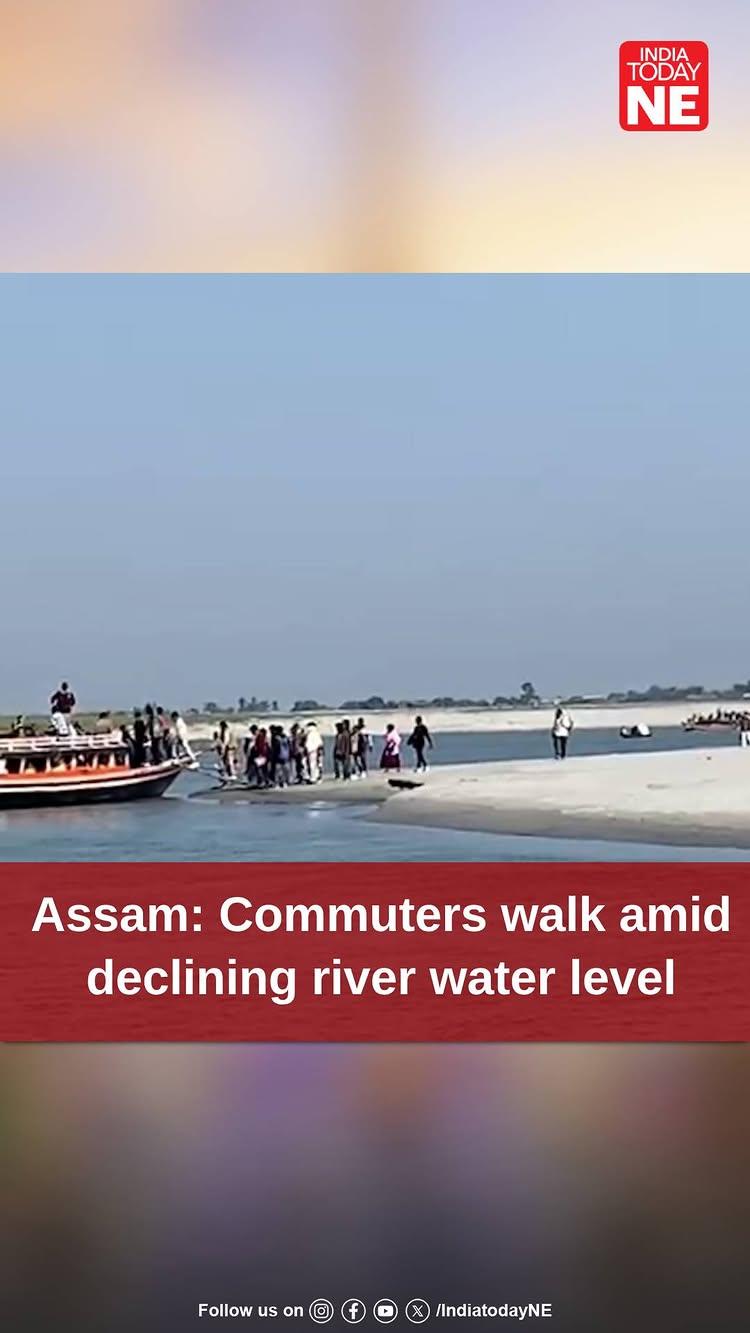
(619, 42, 708, 130)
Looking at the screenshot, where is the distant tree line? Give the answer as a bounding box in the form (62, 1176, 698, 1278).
(199, 697, 280, 715)
(187, 679, 750, 716)
(593, 682, 750, 704)
(338, 682, 543, 711)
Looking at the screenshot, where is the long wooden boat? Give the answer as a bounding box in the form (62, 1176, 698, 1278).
(0, 731, 194, 809)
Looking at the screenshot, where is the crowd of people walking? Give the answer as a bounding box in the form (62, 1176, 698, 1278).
(212, 715, 435, 786)
(216, 719, 326, 788)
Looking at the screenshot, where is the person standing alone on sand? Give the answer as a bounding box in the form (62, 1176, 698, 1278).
(551, 706, 574, 759)
(408, 715, 433, 772)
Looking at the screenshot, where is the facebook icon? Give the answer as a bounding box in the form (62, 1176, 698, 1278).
(341, 1299, 367, 1324)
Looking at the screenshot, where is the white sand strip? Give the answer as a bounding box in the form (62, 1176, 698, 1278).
(186, 698, 733, 741)
(376, 748, 750, 847)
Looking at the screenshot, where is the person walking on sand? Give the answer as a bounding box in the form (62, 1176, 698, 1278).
(551, 706, 574, 759)
(304, 721, 324, 783)
(290, 723, 306, 784)
(272, 726, 292, 788)
(171, 710, 196, 763)
(380, 723, 402, 772)
(215, 719, 237, 779)
(243, 724, 259, 782)
(268, 724, 290, 786)
(333, 720, 353, 780)
(249, 726, 271, 787)
(353, 717, 372, 777)
(408, 715, 433, 772)
(342, 718, 354, 778)
(738, 713, 750, 748)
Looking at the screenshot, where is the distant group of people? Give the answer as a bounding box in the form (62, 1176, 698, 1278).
(682, 707, 750, 748)
(212, 714, 435, 785)
(697, 708, 750, 747)
(686, 708, 749, 729)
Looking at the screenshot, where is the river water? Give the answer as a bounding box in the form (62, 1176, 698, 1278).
(1, 726, 746, 861)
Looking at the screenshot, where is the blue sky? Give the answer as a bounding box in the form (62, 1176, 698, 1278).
(2, 275, 748, 711)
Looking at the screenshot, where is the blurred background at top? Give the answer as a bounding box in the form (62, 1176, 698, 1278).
(2, 0, 748, 272)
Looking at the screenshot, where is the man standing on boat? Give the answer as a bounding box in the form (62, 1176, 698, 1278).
(50, 680, 76, 736)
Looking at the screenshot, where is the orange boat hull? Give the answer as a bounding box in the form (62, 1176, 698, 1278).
(0, 761, 184, 809)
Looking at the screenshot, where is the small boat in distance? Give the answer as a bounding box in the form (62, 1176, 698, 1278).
(619, 723, 652, 739)
(0, 731, 195, 809)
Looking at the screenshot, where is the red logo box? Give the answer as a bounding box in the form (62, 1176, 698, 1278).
(619, 42, 708, 131)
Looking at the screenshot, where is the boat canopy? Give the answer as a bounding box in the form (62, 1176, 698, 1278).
(0, 731, 125, 755)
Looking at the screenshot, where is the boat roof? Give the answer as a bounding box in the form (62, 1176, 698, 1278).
(0, 731, 125, 754)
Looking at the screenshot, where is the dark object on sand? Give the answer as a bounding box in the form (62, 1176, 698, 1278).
(387, 777, 424, 791)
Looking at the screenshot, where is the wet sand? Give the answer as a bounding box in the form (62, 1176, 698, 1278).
(194, 772, 393, 807)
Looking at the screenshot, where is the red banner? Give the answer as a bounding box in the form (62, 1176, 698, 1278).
(2, 864, 748, 1041)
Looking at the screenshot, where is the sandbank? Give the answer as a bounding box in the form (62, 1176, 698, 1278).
(376, 748, 750, 848)
(196, 747, 750, 848)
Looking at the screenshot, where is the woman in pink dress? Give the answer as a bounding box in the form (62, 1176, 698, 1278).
(379, 723, 402, 771)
